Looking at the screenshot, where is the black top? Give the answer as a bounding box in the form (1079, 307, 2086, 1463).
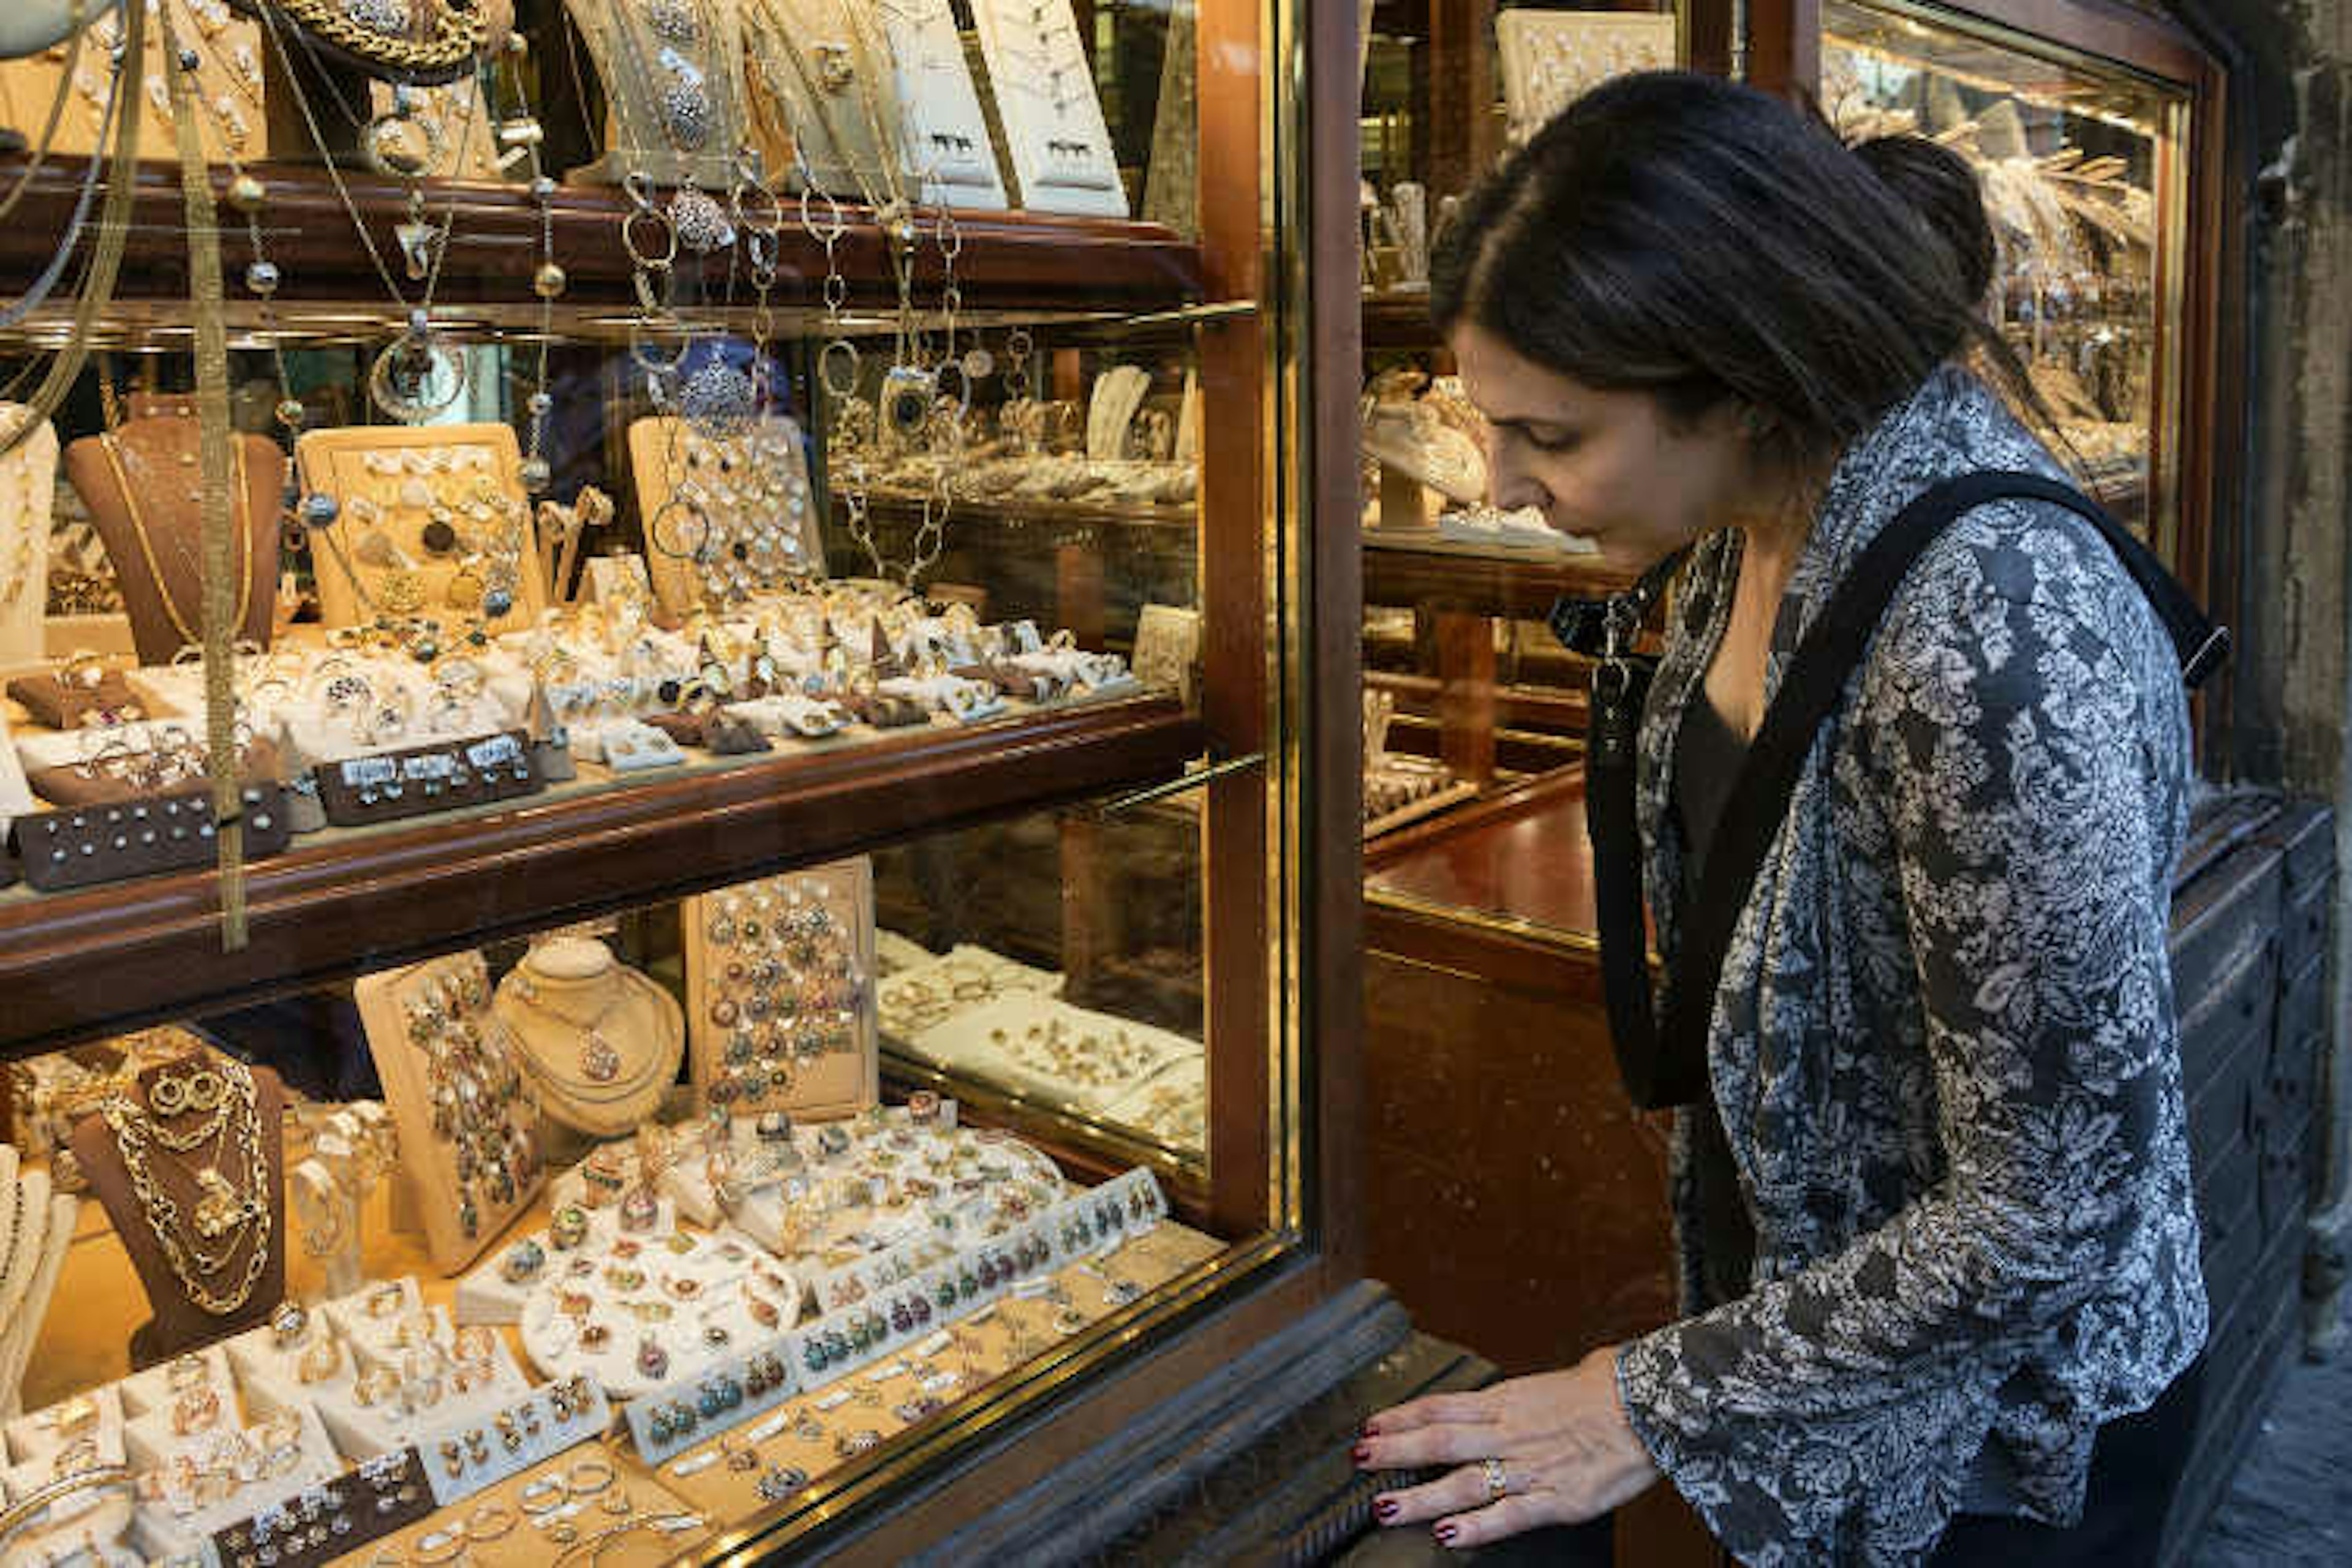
(1675, 692, 1759, 1308)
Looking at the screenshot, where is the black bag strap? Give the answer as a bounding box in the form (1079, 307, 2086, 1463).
(1578, 470, 2228, 1110)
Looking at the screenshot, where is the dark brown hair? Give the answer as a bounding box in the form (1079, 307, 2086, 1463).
(1431, 72, 2010, 469)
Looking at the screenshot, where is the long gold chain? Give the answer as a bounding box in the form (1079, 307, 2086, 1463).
(96, 431, 254, 649)
(100, 1063, 273, 1316)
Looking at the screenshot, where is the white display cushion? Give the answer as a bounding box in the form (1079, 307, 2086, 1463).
(1098, 1052, 1207, 1159)
(872, 928, 938, 978)
(124, 1401, 343, 1556)
(908, 993, 1202, 1116)
(876, 942, 1064, 1043)
(516, 1227, 802, 1402)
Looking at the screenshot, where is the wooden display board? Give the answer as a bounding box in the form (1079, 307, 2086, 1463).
(626, 415, 821, 619)
(293, 423, 548, 635)
(354, 951, 544, 1277)
(683, 859, 879, 1122)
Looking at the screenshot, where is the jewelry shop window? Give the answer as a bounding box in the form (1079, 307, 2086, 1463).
(0, 0, 1302, 1558)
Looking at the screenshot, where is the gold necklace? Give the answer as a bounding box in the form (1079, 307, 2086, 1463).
(100, 1059, 272, 1315)
(97, 430, 255, 646)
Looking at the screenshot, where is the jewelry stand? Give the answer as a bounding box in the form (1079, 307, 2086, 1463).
(564, 0, 751, 189)
(355, 951, 545, 1277)
(872, 0, 1009, 209)
(682, 860, 880, 1123)
(69, 1057, 289, 1366)
(491, 937, 684, 1140)
(627, 415, 821, 617)
(61, 419, 285, 666)
(292, 422, 548, 635)
(970, 0, 1128, 216)
(741, 0, 901, 199)
(0, 405, 56, 665)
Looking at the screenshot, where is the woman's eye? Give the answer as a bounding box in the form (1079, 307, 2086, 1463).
(1523, 428, 1578, 453)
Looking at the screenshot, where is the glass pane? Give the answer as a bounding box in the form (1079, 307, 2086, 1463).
(1822, 0, 2192, 551)
(1357, 1, 1676, 939)
(0, 0, 1288, 1553)
(5, 796, 1220, 1554)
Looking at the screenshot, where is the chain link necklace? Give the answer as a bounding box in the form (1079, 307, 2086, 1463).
(99, 1057, 273, 1316)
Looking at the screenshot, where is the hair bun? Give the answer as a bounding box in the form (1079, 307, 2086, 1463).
(1852, 135, 1996, 309)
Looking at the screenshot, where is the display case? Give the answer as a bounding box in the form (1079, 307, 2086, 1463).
(0, 0, 1372, 1559)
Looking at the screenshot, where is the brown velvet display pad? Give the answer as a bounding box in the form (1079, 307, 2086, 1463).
(27, 738, 285, 809)
(209, 1447, 438, 1568)
(293, 423, 548, 635)
(683, 859, 880, 1122)
(59, 419, 285, 666)
(6, 668, 148, 729)
(12, 780, 294, 893)
(68, 1057, 288, 1365)
(314, 731, 540, 828)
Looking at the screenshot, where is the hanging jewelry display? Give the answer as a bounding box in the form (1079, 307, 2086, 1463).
(565, 0, 750, 190)
(740, 0, 897, 198)
(355, 951, 544, 1274)
(628, 415, 820, 616)
(683, 861, 879, 1123)
(250, 1, 484, 425)
(971, 0, 1128, 216)
(0, 1, 256, 161)
(773, 6, 971, 590)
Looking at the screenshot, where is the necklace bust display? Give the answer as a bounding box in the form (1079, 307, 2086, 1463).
(492, 936, 684, 1138)
(60, 412, 284, 665)
(69, 1052, 288, 1362)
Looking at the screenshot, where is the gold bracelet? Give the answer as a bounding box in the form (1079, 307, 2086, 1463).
(466, 1504, 518, 1542)
(565, 1456, 616, 1497)
(409, 1526, 467, 1566)
(0, 1466, 132, 1547)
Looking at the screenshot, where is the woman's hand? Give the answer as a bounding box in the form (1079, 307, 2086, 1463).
(1354, 1344, 1660, 1548)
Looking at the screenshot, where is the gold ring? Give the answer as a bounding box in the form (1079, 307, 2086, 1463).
(1482, 1457, 1507, 1504)
(518, 1476, 567, 1515)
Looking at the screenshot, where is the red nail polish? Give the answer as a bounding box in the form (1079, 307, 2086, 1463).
(1361, 1422, 1379, 1438)
(1351, 1441, 1371, 1465)
(1435, 1523, 1459, 1546)
(1375, 1498, 1399, 1523)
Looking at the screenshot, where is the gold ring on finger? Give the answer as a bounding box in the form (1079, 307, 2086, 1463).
(1482, 1457, 1507, 1504)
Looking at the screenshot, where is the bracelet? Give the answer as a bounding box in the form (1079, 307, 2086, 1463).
(410, 1527, 467, 1565)
(466, 1504, 518, 1542)
(565, 1456, 616, 1497)
(0, 1467, 132, 1547)
(517, 1476, 568, 1515)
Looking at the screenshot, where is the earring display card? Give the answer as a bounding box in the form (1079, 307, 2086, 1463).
(12, 782, 294, 894)
(971, 0, 1128, 216)
(353, 951, 546, 1277)
(1495, 12, 1677, 146)
(624, 1339, 801, 1469)
(684, 860, 880, 1123)
(314, 731, 540, 828)
(409, 1376, 614, 1509)
(872, 0, 1010, 208)
(206, 1449, 439, 1568)
(627, 417, 822, 619)
(293, 424, 547, 636)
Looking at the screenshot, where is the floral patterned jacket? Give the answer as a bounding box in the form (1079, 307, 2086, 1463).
(1611, 366, 2207, 1564)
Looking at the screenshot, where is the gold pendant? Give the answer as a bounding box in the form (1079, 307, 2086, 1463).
(192, 1168, 253, 1240)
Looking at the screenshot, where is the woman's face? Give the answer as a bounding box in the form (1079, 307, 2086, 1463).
(1451, 323, 1756, 575)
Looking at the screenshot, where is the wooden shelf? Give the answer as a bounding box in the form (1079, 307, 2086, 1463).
(1363, 534, 1635, 617)
(0, 157, 1206, 321)
(0, 696, 1203, 1058)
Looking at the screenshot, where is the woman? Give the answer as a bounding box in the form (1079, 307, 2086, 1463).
(1354, 74, 2207, 1564)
